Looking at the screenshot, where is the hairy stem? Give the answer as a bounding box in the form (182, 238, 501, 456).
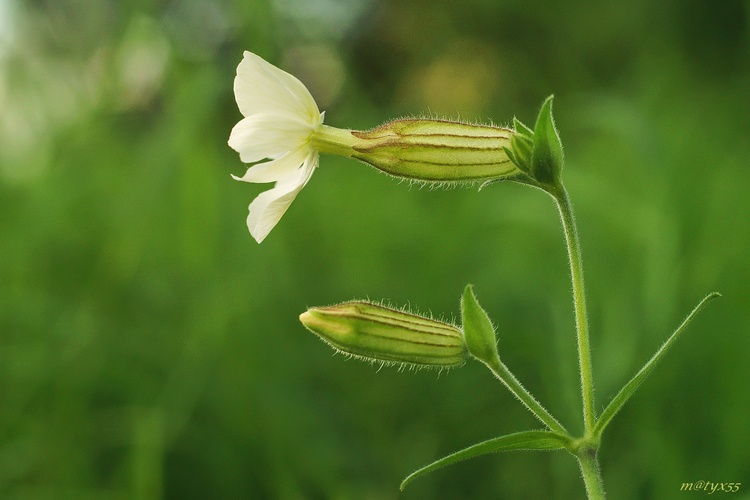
(484, 357, 568, 435)
(578, 447, 606, 500)
(553, 185, 596, 434)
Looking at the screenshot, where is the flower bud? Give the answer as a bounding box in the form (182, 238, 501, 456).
(312, 119, 520, 183)
(300, 301, 467, 368)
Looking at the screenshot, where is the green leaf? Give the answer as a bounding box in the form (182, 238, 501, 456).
(593, 292, 721, 438)
(531, 95, 564, 187)
(505, 118, 534, 174)
(461, 285, 499, 366)
(400, 430, 570, 490)
(513, 116, 534, 138)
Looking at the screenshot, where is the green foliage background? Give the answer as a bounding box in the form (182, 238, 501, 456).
(1, 0, 749, 498)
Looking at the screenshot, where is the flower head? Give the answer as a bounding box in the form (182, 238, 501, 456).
(229, 51, 528, 243)
(228, 51, 324, 243)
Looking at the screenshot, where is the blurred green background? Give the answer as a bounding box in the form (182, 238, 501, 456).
(1, 0, 749, 498)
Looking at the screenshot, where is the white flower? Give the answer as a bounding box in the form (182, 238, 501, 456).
(228, 51, 324, 243)
(227, 52, 522, 243)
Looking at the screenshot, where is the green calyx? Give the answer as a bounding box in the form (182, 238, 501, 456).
(314, 119, 520, 183)
(300, 301, 467, 368)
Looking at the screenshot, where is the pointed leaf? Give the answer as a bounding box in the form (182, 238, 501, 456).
(401, 430, 570, 490)
(513, 116, 534, 138)
(593, 292, 721, 438)
(461, 285, 499, 366)
(531, 95, 564, 187)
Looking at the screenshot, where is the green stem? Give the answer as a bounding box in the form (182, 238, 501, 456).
(553, 185, 596, 434)
(485, 357, 568, 435)
(578, 448, 606, 500)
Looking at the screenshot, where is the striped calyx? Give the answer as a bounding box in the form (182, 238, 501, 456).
(352, 119, 518, 181)
(311, 119, 519, 183)
(300, 301, 467, 367)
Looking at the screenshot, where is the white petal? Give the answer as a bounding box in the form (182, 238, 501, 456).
(234, 51, 320, 126)
(228, 113, 312, 164)
(232, 147, 308, 184)
(246, 152, 318, 243)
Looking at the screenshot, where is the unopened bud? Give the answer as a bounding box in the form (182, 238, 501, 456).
(300, 301, 467, 368)
(312, 119, 520, 183)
